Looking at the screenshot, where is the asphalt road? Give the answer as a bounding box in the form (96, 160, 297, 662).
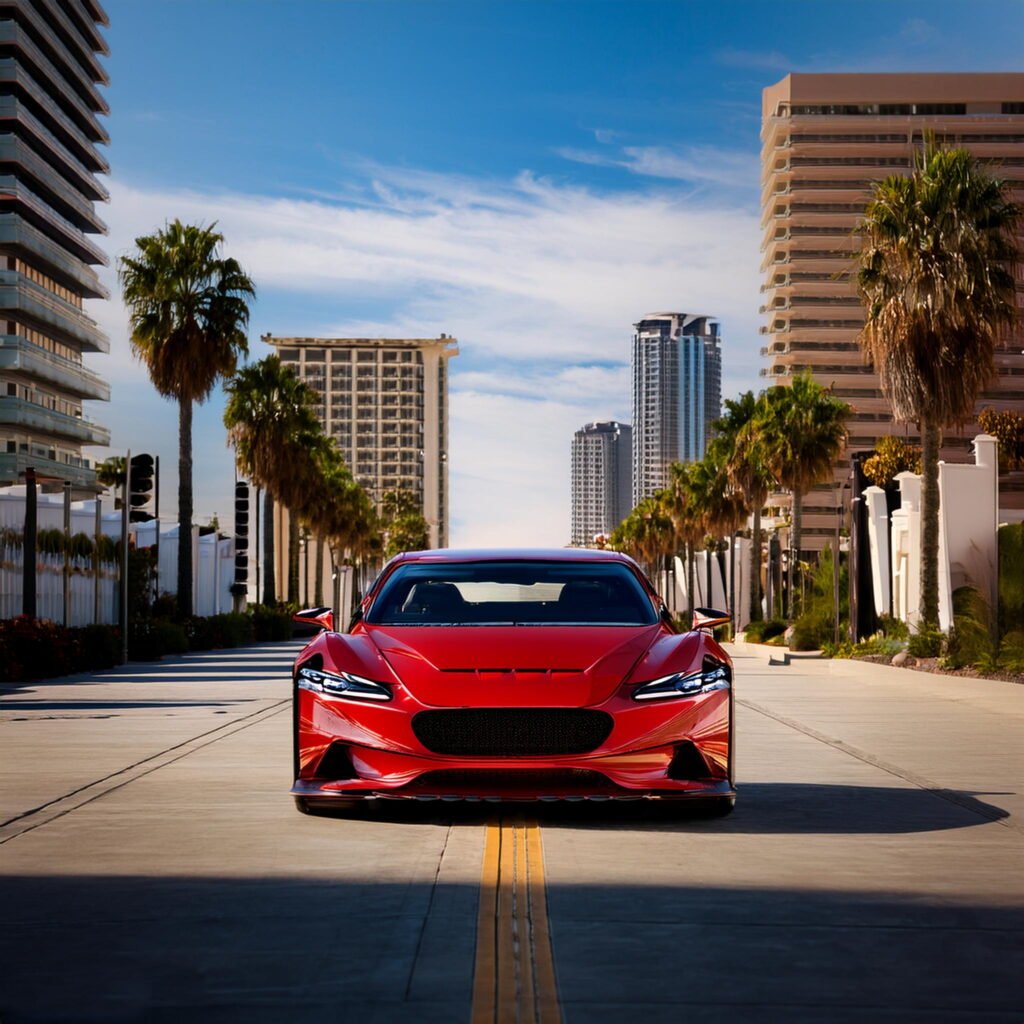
(1, 641, 1021, 1023)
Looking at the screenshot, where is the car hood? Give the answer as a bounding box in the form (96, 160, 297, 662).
(365, 624, 662, 707)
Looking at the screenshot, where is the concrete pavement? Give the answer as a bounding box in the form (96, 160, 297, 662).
(0, 642, 1021, 1022)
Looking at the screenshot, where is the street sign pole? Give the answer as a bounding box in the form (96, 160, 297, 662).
(63, 480, 71, 627)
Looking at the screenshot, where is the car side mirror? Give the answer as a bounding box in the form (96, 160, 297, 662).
(293, 606, 334, 632)
(692, 607, 730, 632)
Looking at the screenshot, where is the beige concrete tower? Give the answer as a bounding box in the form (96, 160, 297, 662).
(761, 73, 1024, 551)
(263, 335, 458, 548)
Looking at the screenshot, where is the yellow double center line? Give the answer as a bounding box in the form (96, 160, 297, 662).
(472, 818, 561, 1024)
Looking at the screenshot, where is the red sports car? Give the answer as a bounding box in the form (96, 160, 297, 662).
(291, 549, 735, 815)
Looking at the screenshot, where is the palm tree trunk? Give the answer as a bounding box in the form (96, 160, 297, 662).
(262, 491, 276, 606)
(288, 513, 300, 604)
(749, 507, 762, 623)
(791, 488, 803, 618)
(705, 541, 713, 609)
(315, 535, 325, 606)
(177, 399, 193, 619)
(920, 417, 941, 629)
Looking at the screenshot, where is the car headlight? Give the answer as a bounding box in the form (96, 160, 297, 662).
(296, 666, 393, 702)
(632, 660, 731, 701)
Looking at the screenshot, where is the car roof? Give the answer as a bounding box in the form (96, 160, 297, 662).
(387, 547, 637, 565)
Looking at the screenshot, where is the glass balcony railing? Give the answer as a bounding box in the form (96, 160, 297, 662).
(0, 177, 107, 264)
(0, 335, 110, 399)
(0, 449, 98, 492)
(0, 137, 107, 232)
(0, 22, 107, 133)
(0, 274, 109, 352)
(0, 58, 108, 160)
(0, 97, 108, 201)
(0, 395, 110, 445)
(0, 213, 106, 297)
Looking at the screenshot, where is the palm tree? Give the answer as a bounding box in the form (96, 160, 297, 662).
(688, 444, 749, 616)
(610, 493, 674, 579)
(714, 392, 772, 622)
(120, 221, 255, 618)
(224, 355, 320, 605)
(857, 146, 1020, 630)
(756, 373, 850, 612)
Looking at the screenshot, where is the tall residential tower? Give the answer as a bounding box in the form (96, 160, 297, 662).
(571, 420, 632, 547)
(761, 73, 1024, 550)
(631, 312, 721, 506)
(264, 334, 458, 548)
(0, 0, 111, 494)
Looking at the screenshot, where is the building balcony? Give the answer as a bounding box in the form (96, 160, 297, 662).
(0, 177, 107, 264)
(0, 448, 98, 492)
(0, 273, 109, 352)
(0, 395, 109, 445)
(0, 137, 107, 232)
(0, 213, 106, 296)
(0, 21, 107, 133)
(0, 57, 108, 157)
(0, 334, 109, 399)
(14, 0, 109, 92)
(0, 97, 109, 201)
(48, 0, 109, 58)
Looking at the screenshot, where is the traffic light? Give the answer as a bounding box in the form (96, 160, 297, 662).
(128, 453, 155, 523)
(232, 481, 249, 595)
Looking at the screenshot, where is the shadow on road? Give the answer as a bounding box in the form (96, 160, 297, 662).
(1, 699, 260, 712)
(321, 781, 1011, 835)
(0, 872, 1020, 1021)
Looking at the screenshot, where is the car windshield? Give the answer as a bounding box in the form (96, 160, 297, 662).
(366, 561, 658, 626)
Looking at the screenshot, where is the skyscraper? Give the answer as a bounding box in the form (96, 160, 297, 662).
(761, 73, 1024, 550)
(631, 313, 721, 506)
(571, 420, 632, 547)
(0, 0, 111, 494)
(264, 334, 458, 548)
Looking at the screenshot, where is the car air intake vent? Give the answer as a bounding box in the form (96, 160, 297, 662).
(667, 741, 711, 780)
(412, 708, 614, 756)
(410, 769, 611, 791)
(315, 742, 357, 780)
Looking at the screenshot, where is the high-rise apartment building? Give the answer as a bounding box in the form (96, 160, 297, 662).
(632, 312, 721, 506)
(571, 420, 632, 547)
(761, 73, 1024, 550)
(264, 334, 458, 547)
(0, 0, 111, 494)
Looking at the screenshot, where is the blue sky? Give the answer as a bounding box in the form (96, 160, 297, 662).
(87, 0, 1024, 545)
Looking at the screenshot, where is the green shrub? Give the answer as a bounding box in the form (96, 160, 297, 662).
(790, 612, 831, 651)
(998, 630, 1024, 673)
(128, 619, 189, 660)
(744, 619, 786, 643)
(251, 604, 295, 642)
(78, 623, 121, 670)
(944, 586, 994, 670)
(908, 622, 945, 658)
(0, 618, 121, 681)
(877, 615, 909, 640)
(998, 523, 1024, 639)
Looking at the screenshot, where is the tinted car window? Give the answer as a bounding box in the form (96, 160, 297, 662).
(366, 561, 657, 626)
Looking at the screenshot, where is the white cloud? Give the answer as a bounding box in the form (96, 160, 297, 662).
(84, 167, 762, 546)
(556, 143, 759, 192)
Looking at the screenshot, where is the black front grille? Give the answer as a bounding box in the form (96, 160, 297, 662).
(411, 708, 614, 756)
(410, 769, 611, 791)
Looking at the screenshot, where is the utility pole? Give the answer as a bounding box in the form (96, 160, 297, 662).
(62, 480, 72, 627)
(154, 455, 160, 602)
(93, 494, 102, 625)
(22, 466, 36, 618)
(120, 450, 130, 665)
